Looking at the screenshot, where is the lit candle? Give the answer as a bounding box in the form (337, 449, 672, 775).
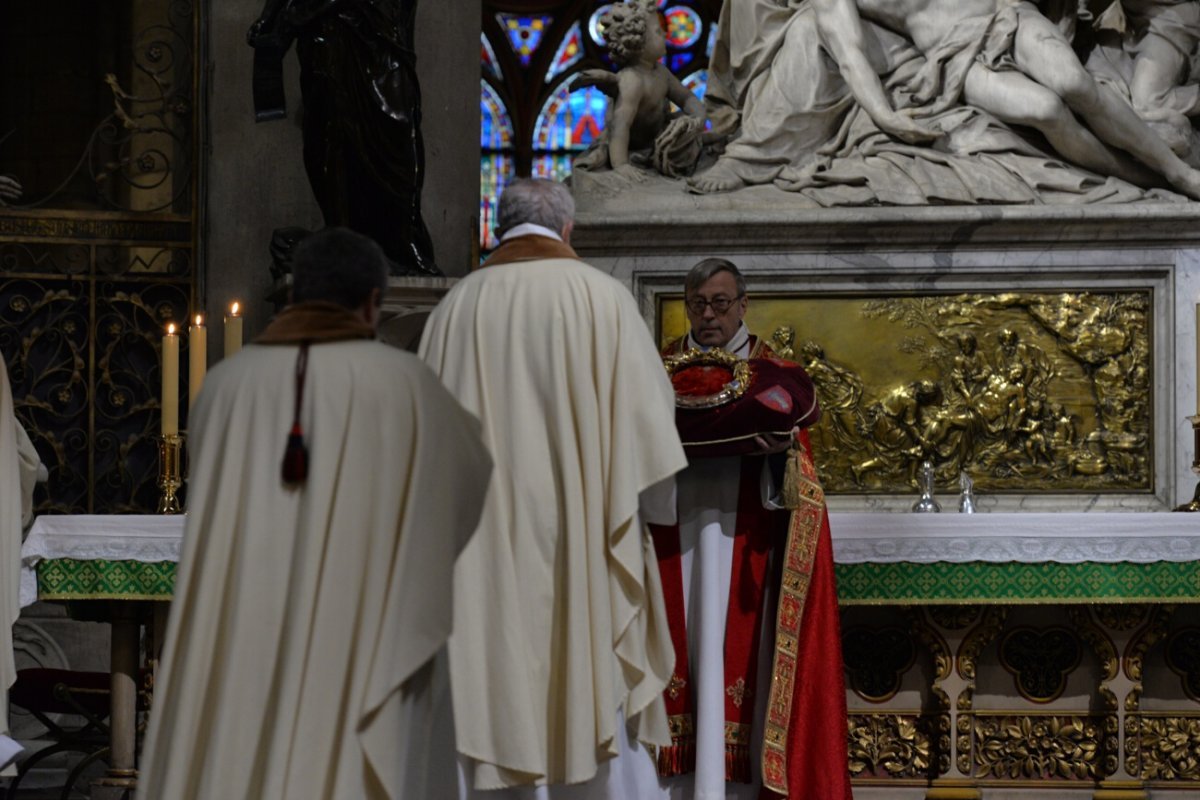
(1195, 300, 1200, 416)
(189, 314, 206, 410)
(225, 301, 243, 359)
(161, 322, 179, 436)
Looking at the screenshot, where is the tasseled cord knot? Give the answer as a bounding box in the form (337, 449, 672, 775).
(282, 342, 310, 485)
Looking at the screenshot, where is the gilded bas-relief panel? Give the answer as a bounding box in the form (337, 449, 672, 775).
(658, 291, 1152, 494)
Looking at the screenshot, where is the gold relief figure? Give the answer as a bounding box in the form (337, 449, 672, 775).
(799, 341, 863, 453)
(948, 331, 988, 401)
(852, 380, 944, 487)
(992, 328, 1054, 406)
(1019, 399, 1054, 468)
(771, 324, 795, 360)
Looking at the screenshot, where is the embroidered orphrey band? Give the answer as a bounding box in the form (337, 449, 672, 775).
(761, 444, 824, 795)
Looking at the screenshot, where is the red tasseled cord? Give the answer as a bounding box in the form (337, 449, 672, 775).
(282, 342, 310, 484)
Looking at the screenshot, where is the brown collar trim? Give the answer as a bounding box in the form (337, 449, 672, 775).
(255, 301, 376, 345)
(481, 234, 581, 268)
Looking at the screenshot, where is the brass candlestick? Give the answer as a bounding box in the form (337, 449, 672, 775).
(156, 433, 185, 514)
(1174, 415, 1200, 512)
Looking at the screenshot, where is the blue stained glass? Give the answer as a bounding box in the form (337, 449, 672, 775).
(481, 33, 502, 80)
(707, 23, 718, 57)
(534, 83, 610, 151)
(682, 69, 707, 101)
(480, 80, 514, 149)
(669, 52, 694, 73)
(497, 13, 553, 66)
(481, 153, 515, 251)
(532, 154, 574, 184)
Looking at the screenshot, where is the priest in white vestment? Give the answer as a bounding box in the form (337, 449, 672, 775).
(2, 357, 43, 774)
(419, 178, 689, 798)
(137, 229, 493, 800)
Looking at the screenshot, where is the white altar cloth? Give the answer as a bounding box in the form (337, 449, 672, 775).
(20, 515, 185, 607)
(829, 512, 1200, 565)
(19, 512, 1200, 608)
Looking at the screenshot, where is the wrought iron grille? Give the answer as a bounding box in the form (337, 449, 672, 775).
(0, 1, 199, 514)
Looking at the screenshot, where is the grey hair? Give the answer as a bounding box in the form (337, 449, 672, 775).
(495, 178, 575, 238)
(291, 227, 389, 309)
(684, 258, 746, 296)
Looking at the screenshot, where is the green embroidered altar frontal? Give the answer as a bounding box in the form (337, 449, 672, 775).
(835, 561, 1200, 605)
(36, 557, 176, 601)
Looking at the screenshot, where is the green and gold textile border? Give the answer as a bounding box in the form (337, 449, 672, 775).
(36, 557, 176, 601)
(836, 561, 1200, 605)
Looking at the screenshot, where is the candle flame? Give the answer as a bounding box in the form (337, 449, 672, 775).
(230, 301, 240, 316)
(167, 322, 177, 335)
(194, 314, 203, 326)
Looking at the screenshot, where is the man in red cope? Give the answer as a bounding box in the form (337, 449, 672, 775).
(653, 258, 853, 799)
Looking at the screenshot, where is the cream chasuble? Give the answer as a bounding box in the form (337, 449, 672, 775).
(1, 361, 22, 771)
(2, 360, 39, 774)
(136, 340, 492, 800)
(420, 256, 688, 790)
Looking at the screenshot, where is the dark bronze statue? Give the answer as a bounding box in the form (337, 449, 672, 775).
(248, 0, 439, 276)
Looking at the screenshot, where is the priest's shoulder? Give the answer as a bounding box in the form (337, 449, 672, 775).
(458, 256, 632, 297)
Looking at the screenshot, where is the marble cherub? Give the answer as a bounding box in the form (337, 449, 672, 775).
(571, 0, 707, 180)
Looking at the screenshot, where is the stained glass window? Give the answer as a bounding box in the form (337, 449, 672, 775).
(664, 6, 702, 48)
(546, 21, 585, 83)
(481, 1, 720, 254)
(682, 69, 707, 101)
(533, 84, 608, 151)
(482, 33, 502, 81)
(497, 13, 554, 66)
(481, 80, 514, 150)
(587, 5, 614, 47)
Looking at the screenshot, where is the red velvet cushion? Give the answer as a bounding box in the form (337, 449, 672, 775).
(674, 357, 820, 458)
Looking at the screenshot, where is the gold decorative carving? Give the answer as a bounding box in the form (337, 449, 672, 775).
(847, 714, 935, 779)
(1094, 604, 1152, 633)
(959, 607, 1007, 683)
(658, 291, 1152, 493)
(973, 715, 1103, 780)
(955, 607, 1007, 774)
(906, 608, 953, 775)
(1068, 607, 1120, 776)
(1137, 716, 1200, 781)
(1123, 605, 1175, 777)
(929, 605, 983, 631)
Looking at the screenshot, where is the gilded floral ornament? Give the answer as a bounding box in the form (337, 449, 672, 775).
(1138, 717, 1200, 781)
(847, 715, 934, 779)
(974, 715, 1102, 780)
